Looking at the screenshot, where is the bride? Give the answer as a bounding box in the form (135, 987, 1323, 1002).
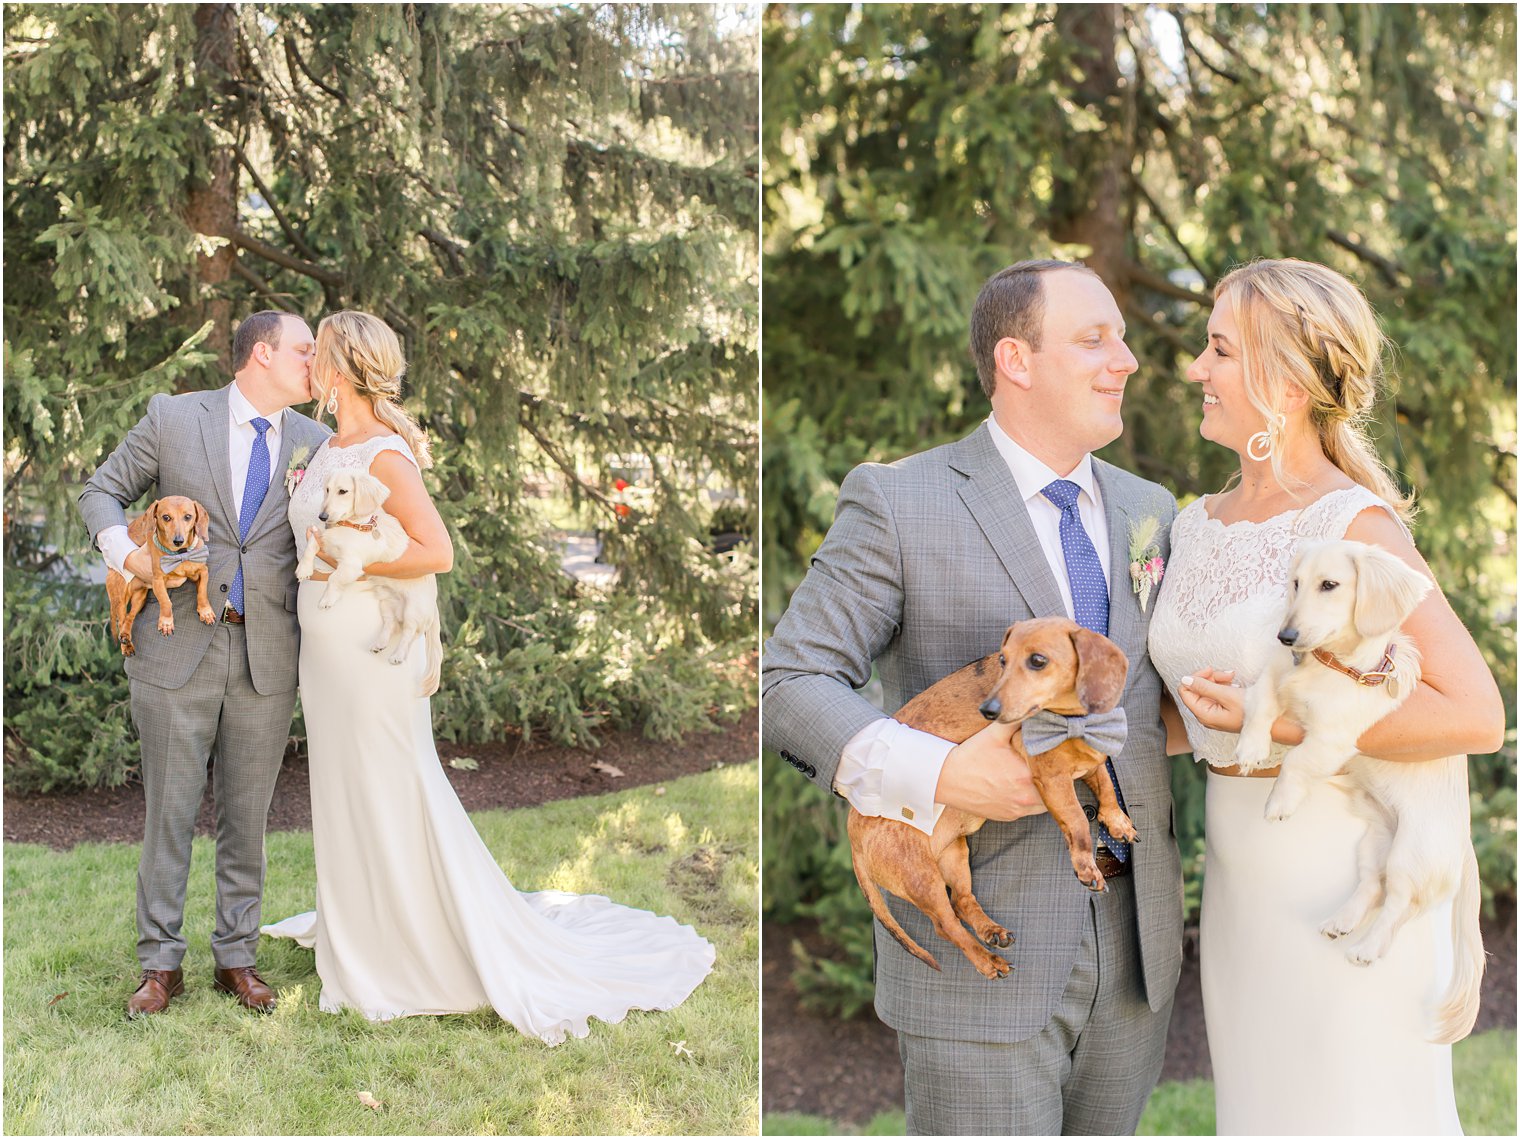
(1147, 259, 1503, 1134)
(262, 311, 715, 1044)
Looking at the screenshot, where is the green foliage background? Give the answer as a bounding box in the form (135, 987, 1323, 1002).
(760, 3, 1517, 1014)
(3, 3, 759, 790)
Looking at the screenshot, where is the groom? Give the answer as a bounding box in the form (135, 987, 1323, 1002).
(763, 261, 1184, 1133)
(79, 311, 331, 1018)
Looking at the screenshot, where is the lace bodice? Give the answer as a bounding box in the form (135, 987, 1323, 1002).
(1148, 485, 1402, 764)
(288, 434, 418, 560)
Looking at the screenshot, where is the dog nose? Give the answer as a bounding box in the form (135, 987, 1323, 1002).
(979, 697, 1001, 721)
(1278, 627, 1298, 646)
(318, 512, 328, 522)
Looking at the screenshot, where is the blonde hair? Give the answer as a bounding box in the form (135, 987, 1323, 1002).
(314, 311, 433, 469)
(1215, 258, 1411, 521)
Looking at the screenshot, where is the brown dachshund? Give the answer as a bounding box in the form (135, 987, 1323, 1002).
(106, 495, 215, 656)
(847, 616, 1136, 979)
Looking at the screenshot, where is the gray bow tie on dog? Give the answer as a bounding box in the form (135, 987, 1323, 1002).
(1021, 707, 1129, 757)
(156, 545, 209, 573)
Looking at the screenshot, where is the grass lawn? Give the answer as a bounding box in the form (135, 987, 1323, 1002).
(5, 764, 758, 1136)
(763, 1028, 1516, 1136)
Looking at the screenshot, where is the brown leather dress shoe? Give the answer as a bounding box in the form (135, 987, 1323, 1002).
(213, 965, 276, 1012)
(126, 968, 184, 1019)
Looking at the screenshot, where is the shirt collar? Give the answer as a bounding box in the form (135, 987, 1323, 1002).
(985, 413, 1097, 505)
(228, 380, 285, 433)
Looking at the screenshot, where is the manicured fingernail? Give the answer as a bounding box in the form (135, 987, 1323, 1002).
(1180, 675, 1194, 687)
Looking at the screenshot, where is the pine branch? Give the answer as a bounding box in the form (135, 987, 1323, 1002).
(233, 144, 321, 264)
(1123, 297, 1197, 357)
(519, 414, 620, 516)
(1126, 259, 1209, 305)
(1167, 6, 1244, 86)
(231, 259, 299, 309)
(283, 33, 345, 104)
(231, 228, 343, 287)
(1325, 228, 1405, 288)
(1133, 178, 1212, 284)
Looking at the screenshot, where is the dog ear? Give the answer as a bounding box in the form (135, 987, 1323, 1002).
(1352, 544, 1433, 639)
(356, 474, 391, 518)
(194, 501, 211, 544)
(128, 500, 159, 546)
(1071, 628, 1129, 714)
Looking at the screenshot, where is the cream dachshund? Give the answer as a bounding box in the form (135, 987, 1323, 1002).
(296, 469, 442, 696)
(1234, 538, 1483, 1043)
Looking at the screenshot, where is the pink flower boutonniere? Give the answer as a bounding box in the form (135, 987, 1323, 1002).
(1128, 516, 1165, 613)
(284, 444, 312, 496)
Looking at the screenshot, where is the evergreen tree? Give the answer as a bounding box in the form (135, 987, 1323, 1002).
(762, 3, 1515, 1011)
(4, 3, 759, 789)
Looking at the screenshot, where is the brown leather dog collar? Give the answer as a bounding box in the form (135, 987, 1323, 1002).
(331, 516, 379, 533)
(1311, 644, 1398, 687)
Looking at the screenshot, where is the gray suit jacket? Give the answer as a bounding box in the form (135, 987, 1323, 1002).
(762, 423, 1183, 1043)
(78, 385, 331, 696)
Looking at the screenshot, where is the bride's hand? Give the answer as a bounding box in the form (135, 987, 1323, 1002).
(1178, 668, 1243, 734)
(304, 526, 338, 582)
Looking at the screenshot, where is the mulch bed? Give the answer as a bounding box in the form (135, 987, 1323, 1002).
(763, 897, 1517, 1127)
(3, 707, 757, 851)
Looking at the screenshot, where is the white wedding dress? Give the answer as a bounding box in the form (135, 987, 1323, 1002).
(262, 435, 714, 1044)
(1148, 485, 1462, 1135)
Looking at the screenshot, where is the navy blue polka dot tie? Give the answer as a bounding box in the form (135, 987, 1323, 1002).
(228, 417, 272, 617)
(1041, 479, 1129, 862)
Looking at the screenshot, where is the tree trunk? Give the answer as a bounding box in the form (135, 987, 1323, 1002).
(181, 3, 240, 383)
(1049, 4, 1130, 311)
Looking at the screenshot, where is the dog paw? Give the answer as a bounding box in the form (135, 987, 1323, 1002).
(1103, 813, 1140, 843)
(197, 608, 216, 625)
(120, 642, 136, 657)
(978, 925, 1013, 949)
(1263, 780, 1306, 822)
(157, 619, 174, 636)
(1234, 738, 1272, 772)
(369, 642, 387, 654)
(1320, 917, 1354, 941)
(1073, 865, 1107, 893)
(976, 953, 1012, 980)
(1344, 944, 1380, 967)
(388, 654, 406, 666)
(318, 594, 337, 611)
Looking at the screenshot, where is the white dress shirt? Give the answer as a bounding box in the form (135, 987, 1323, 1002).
(98, 381, 286, 583)
(831, 414, 1112, 835)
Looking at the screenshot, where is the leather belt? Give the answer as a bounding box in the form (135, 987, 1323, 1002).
(1095, 846, 1129, 879)
(221, 607, 245, 625)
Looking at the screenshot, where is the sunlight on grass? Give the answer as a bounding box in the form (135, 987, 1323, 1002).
(762, 1028, 1515, 1136)
(5, 765, 758, 1136)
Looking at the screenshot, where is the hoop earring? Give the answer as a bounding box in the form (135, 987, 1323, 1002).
(326, 389, 339, 416)
(1246, 430, 1274, 461)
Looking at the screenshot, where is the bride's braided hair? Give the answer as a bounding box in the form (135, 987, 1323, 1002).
(1216, 258, 1412, 522)
(314, 311, 434, 470)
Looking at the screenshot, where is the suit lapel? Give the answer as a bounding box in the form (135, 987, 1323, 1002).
(198, 387, 236, 528)
(1094, 458, 1144, 664)
(951, 425, 1068, 620)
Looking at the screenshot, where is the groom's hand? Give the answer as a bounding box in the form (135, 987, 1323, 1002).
(124, 548, 151, 581)
(935, 719, 1048, 822)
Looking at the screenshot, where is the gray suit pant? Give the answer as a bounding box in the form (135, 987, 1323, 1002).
(129, 623, 295, 971)
(898, 875, 1174, 1136)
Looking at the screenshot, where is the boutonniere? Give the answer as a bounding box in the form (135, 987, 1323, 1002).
(1127, 516, 1165, 612)
(284, 445, 312, 496)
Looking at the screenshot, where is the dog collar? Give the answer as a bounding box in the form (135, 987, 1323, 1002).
(1311, 644, 1398, 688)
(331, 516, 379, 533)
(152, 535, 189, 555)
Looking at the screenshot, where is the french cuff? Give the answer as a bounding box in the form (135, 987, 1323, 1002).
(98, 525, 137, 583)
(833, 718, 951, 837)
